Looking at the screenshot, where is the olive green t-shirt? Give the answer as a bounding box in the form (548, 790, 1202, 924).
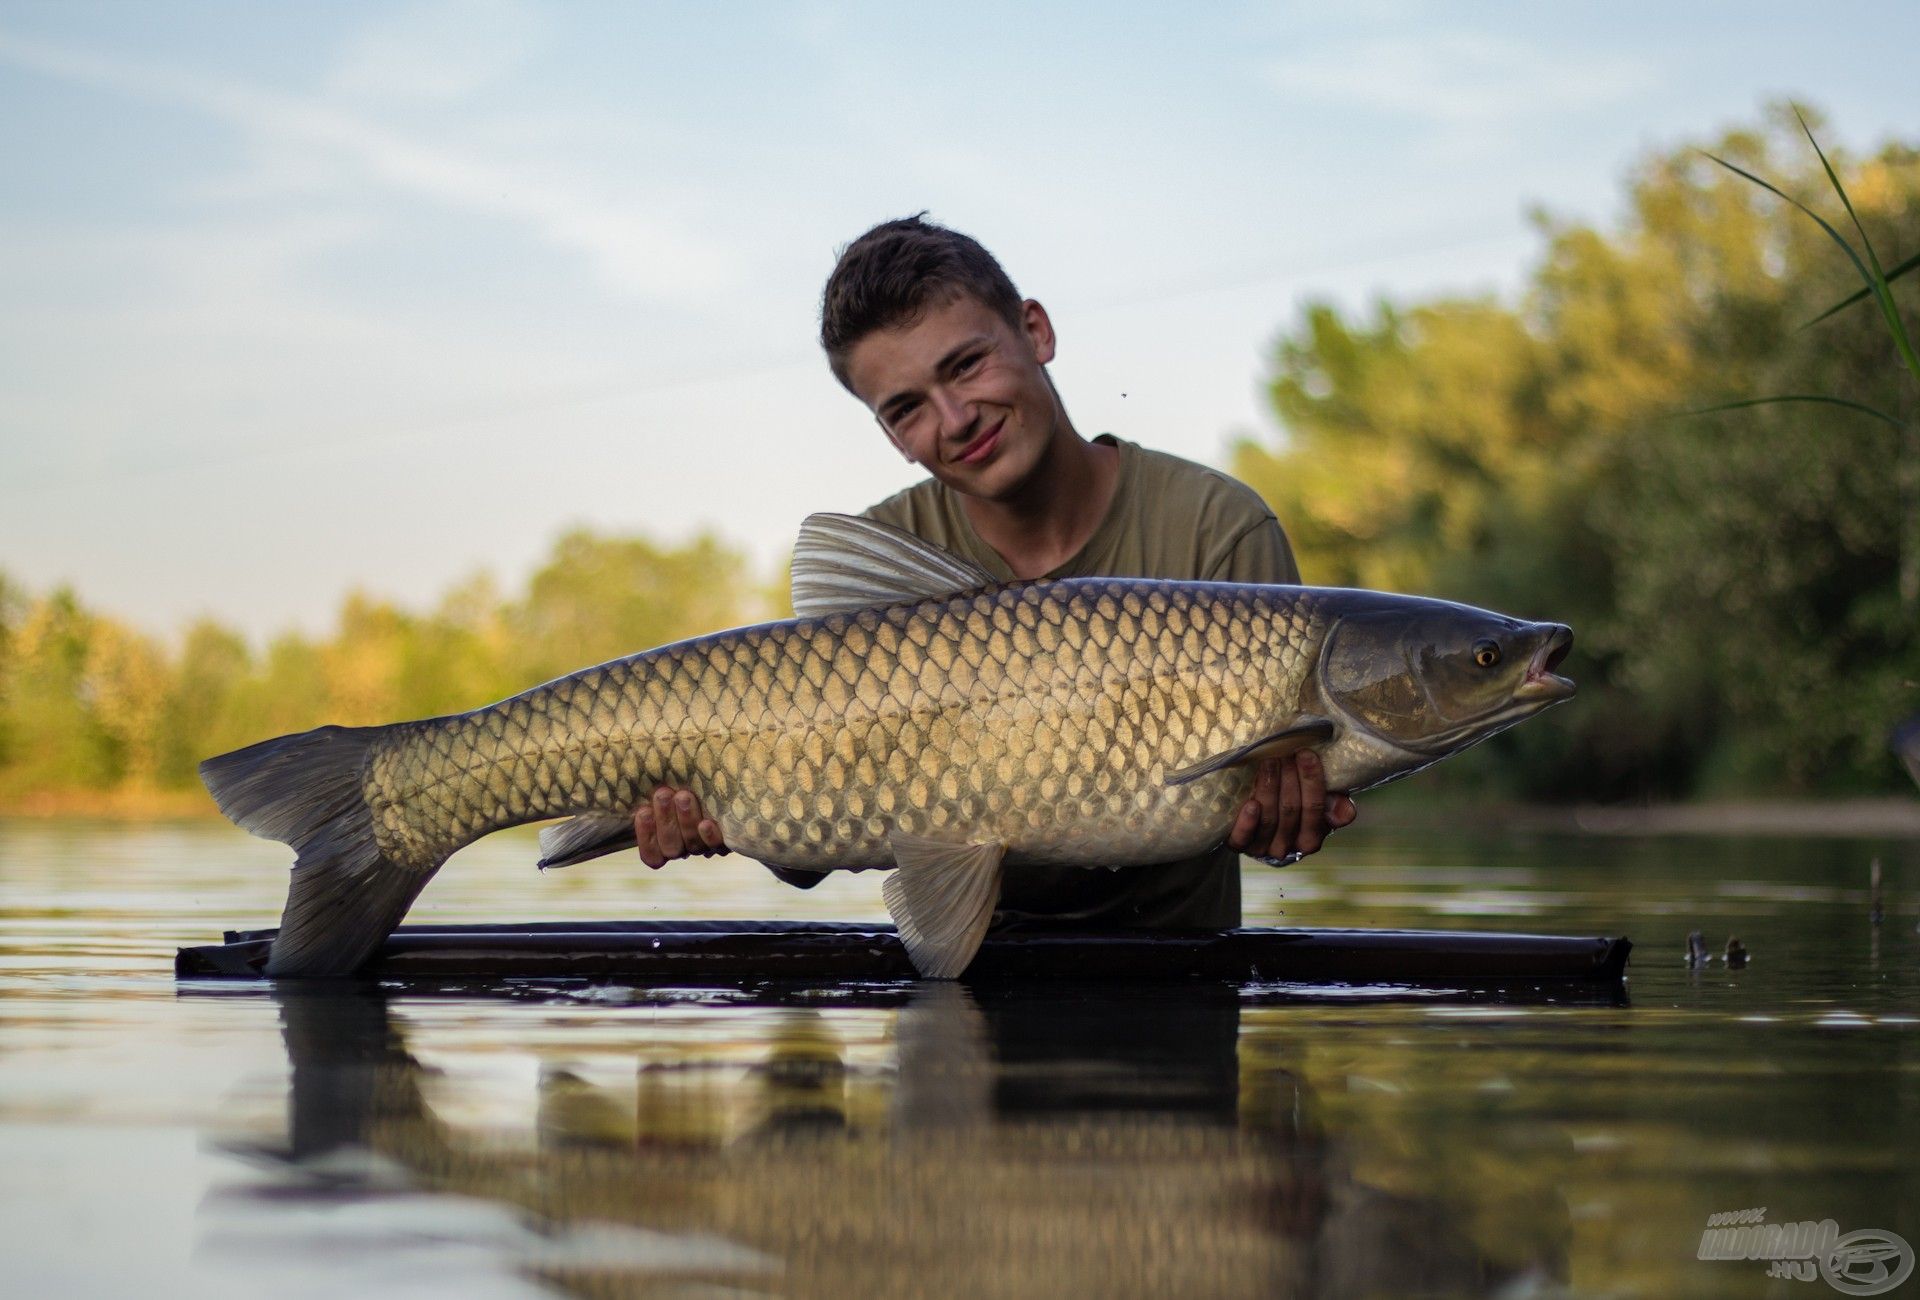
(863, 434, 1301, 929)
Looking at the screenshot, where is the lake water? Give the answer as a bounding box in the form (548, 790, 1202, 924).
(2, 814, 1916, 1298)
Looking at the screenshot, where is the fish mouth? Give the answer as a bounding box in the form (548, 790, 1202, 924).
(1512, 624, 1575, 702)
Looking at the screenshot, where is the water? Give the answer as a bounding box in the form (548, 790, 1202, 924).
(2, 815, 1916, 1298)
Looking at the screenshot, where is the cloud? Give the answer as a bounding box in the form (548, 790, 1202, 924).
(329, 0, 545, 103)
(1268, 33, 1655, 128)
(0, 26, 735, 300)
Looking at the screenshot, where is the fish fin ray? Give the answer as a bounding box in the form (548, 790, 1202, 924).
(199, 725, 432, 977)
(1164, 716, 1336, 786)
(537, 812, 638, 869)
(882, 833, 1005, 978)
(791, 513, 995, 617)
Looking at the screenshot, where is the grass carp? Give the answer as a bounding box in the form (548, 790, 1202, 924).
(201, 514, 1575, 979)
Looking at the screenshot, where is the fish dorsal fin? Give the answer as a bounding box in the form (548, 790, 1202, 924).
(1164, 716, 1336, 786)
(881, 833, 1006, 979)
(537, 812, 637, 869)
(791, 513, 995, 618)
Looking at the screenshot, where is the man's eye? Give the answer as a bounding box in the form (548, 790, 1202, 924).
(956, 353, 982, 374)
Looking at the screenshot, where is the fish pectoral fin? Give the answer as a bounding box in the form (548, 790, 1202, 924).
(536, 813, 638, 870)
(764, 864, 828, 890)
(1164, 716, 1337, 786)
(790, 513, 996, 618)
(882, 833, 1006, 979)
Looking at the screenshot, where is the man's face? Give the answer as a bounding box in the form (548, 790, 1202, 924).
(843, 292, 1062, 503)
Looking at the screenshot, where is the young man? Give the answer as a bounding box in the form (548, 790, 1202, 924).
(634, 217, 1355, 926)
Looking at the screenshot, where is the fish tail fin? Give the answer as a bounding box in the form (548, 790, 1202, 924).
(199, 724, 430, 977)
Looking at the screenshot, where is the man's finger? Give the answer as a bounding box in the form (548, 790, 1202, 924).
(1295, 751, 1329, 855)
(674, 791, 704, 855)
(652, 789, 685, 858)
(1250, 758, 1281, 848)
(1226, 799, 1260, 851)
(1271, 757, 1302, 858)
(697, 818, 726, 852)
(633, 808, 665, 869)
(1329, 793, 1357, 830)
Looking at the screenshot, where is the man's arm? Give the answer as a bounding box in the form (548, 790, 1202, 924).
(1205, 512, 1300, 584)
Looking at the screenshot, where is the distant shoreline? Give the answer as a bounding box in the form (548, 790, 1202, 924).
(0, 790, 216, 820)
(1366, 797, 1920, 838)
(5, 791, 1919, 837)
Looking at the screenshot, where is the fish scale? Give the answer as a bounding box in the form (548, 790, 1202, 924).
(364, 579, 1323, 877)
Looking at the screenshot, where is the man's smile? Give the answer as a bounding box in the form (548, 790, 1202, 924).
(952, 416, 1005, 466)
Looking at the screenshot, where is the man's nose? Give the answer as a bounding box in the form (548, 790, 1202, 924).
(929, 385, 972, 438)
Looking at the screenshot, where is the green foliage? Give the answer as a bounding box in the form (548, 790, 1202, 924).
(1237, 104, 1920, 797)
(0, 529, 752, 804)
(509, 530, 747, 687)
(0, 571, 20, 771)
(0, 588, 122, 796)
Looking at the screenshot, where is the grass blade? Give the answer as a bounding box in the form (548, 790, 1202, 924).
(1797, 110, 1885, 275)
(1794, 111, 1920, 383)
(1802, 249, 1920, 329)
(1676, 394, 1903, 428)
(1702, 151, 1875, 294)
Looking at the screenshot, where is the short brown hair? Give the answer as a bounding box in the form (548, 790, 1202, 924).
(820, 215, 1024, 389)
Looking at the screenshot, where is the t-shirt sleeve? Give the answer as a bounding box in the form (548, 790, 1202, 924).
(1206, 515, 1301, 585)
(860, 490, 912, 530)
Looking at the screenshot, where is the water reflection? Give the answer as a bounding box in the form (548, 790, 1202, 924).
(206, 985, 783, 1298)
(203, 981, 1564, 1298)
(8, 819, 1917, 1298)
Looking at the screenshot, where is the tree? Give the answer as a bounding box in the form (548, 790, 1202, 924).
(0, 589, 115, 796)
(0, 527, 760, 803)
(508, 529, 749, 687)
(1236, 104, 1919, 797)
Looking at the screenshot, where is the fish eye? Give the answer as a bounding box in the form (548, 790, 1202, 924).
(1473, 639, 1501, 669)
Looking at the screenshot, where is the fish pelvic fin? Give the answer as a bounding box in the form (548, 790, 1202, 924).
(882, 833, 1006, 979)
(199, 725, 430, 977)
(790, 513, 995, 618)
(764, 864, 828, 890)
(537, 812, 638, 869)
(1164, 716, 1336, 786)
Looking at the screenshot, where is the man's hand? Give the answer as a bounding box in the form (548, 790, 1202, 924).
(633, 786, 726, 868)
(1225, 751, 1355, 865)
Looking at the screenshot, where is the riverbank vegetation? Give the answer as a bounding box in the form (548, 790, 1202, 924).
(1, 106, 1914, 812)
(1236, 105, 1918, 799)
(0, 532, 756, 814)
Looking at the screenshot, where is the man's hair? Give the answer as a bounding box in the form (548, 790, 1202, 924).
(820, 214, 1024, 391)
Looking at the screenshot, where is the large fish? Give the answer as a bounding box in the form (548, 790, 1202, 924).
(201, 515, 1575, 979)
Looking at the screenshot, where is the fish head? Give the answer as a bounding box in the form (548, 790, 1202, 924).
(1312, 597, 1574, 789)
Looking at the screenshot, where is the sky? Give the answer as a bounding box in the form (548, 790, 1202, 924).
(1, 1, 1916, 640)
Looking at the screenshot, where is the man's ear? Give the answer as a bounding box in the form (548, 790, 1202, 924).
(1021, 299, 1057, 366)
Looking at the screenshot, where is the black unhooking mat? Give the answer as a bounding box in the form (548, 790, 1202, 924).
(176, 919, 1631, 986)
